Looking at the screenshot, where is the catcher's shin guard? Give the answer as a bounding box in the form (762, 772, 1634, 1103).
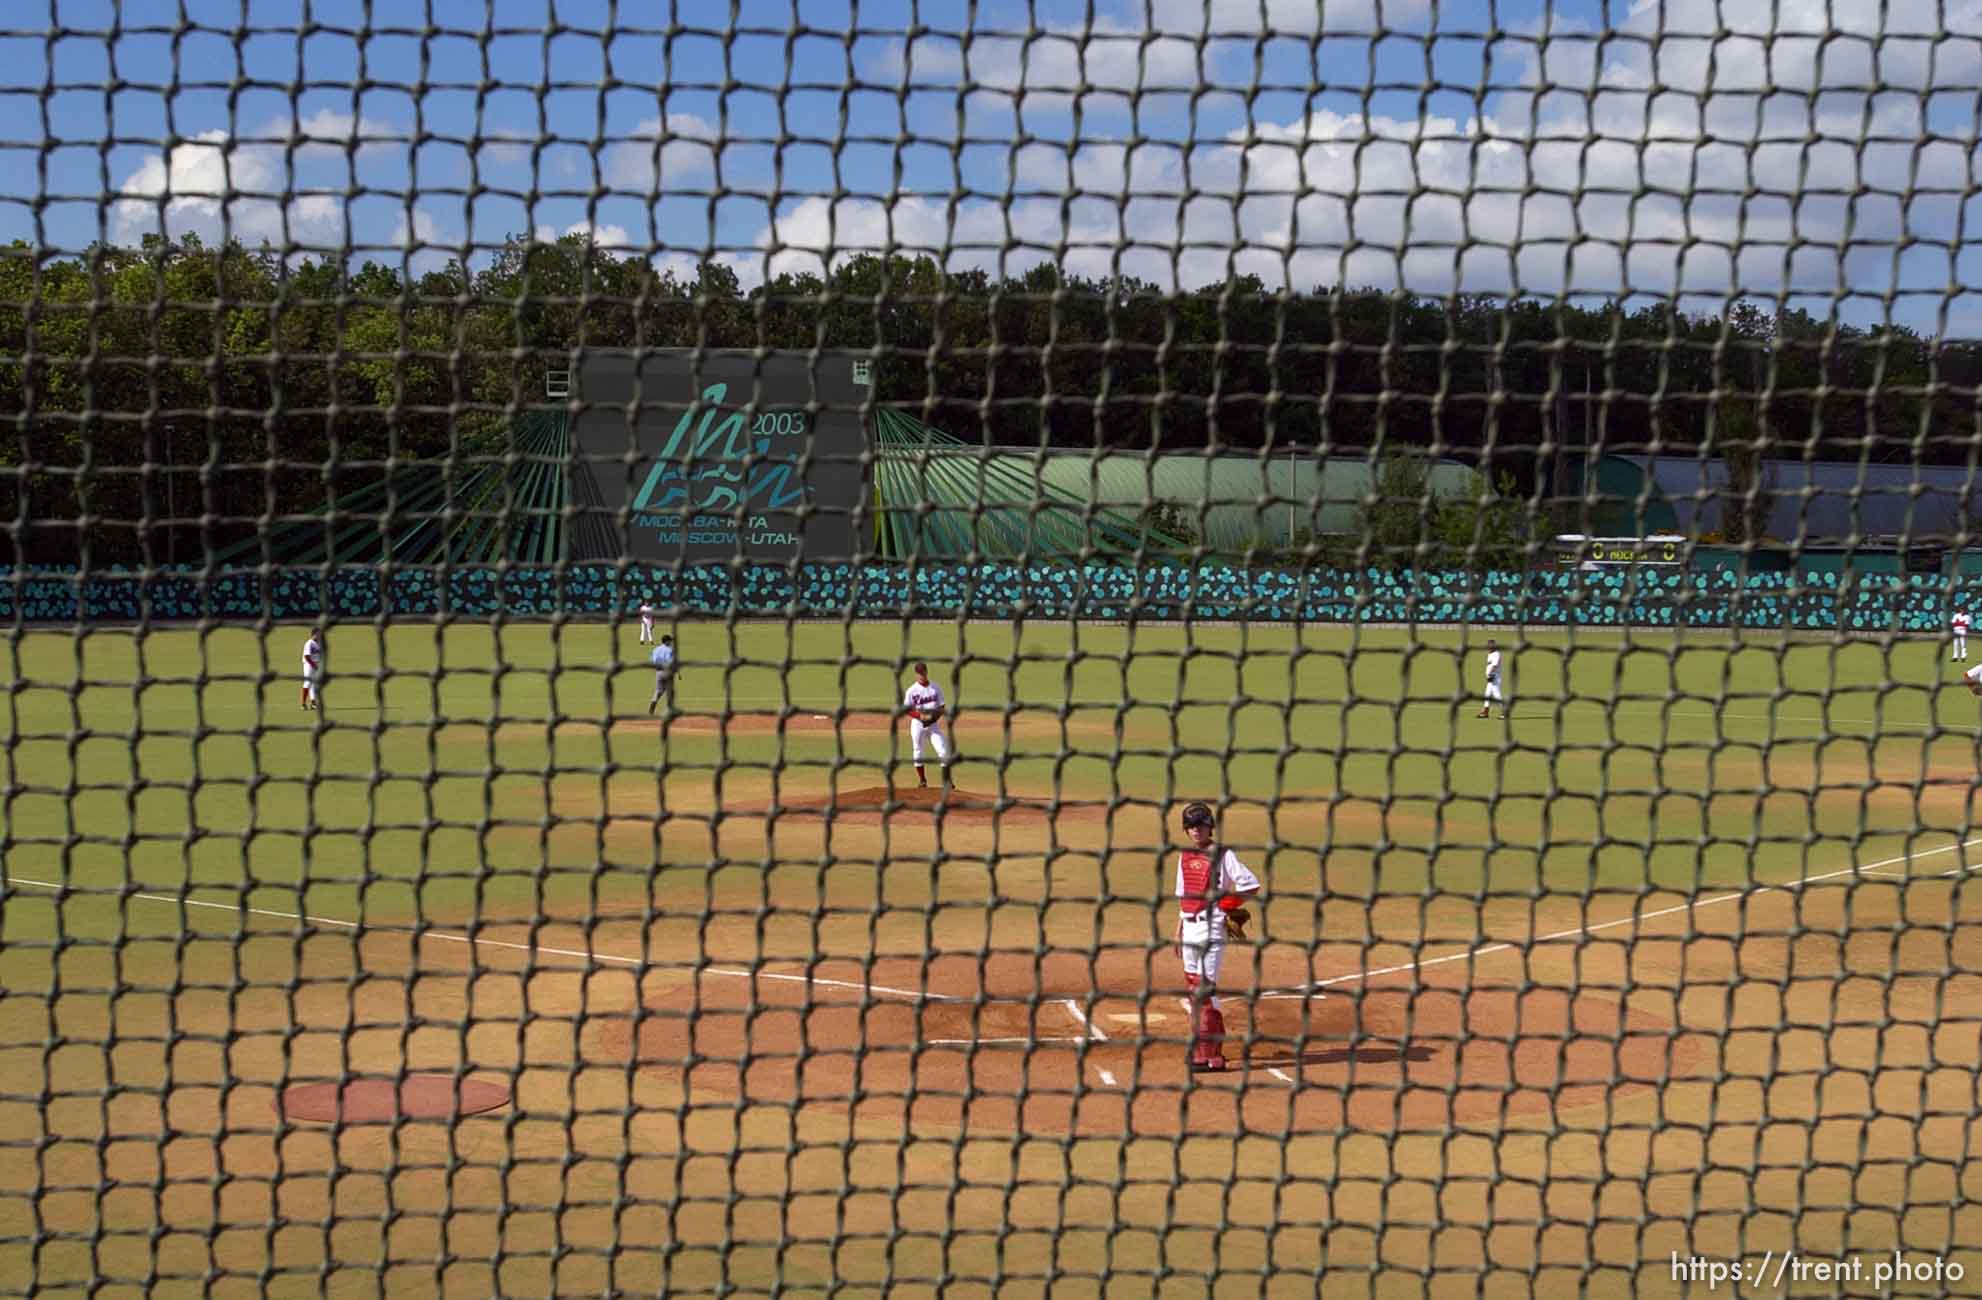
(1183, 975, 1209, 1068)
(1198, 1003, 1228, 1071)
(1188, 995, 1227, 1072)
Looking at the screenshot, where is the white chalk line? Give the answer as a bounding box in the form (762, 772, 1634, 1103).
(1061, 998, 1107, 1041)
(1256, 833, 1982, 999)
(1267, 1067, 1295, 1083)
(22, 834, 1978, 1080)
(0, 876, 960, 1005)
(1059, 997, 1117, 1088)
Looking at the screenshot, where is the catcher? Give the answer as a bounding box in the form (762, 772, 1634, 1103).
(1174, 801, 1262, 1072)
(901, 661, 951, 788)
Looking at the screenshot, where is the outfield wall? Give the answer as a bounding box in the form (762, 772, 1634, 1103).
(0, 562, 1973, 632)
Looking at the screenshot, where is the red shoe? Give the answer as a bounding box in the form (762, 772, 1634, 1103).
(1193, 1056, 1228, 1073)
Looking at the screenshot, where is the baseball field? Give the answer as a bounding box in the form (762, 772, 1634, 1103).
(2, 618, 1980, 1297)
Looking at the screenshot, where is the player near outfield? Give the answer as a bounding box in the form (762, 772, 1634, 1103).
(1477, 638, 1508, 719)
(300, 628, 324, 711)
(1956, 609, 1971, 662)
(901, 662, 951, 788)
(1174, 802, 1261, 1073)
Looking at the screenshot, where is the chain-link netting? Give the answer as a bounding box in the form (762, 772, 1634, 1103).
(6, 2, 1982, 1297)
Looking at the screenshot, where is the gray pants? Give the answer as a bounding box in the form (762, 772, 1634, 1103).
(649, 669, 675, 707)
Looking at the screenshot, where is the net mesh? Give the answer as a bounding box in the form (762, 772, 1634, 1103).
(4, 2, 1982, 1296)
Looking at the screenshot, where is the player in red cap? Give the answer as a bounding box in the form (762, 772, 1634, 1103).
(1174, 801, 1262, 1072)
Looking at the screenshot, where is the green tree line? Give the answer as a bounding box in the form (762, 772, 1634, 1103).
(1, 231, 1974, 566)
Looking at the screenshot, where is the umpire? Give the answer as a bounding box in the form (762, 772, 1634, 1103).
(647, 634, 679, 714)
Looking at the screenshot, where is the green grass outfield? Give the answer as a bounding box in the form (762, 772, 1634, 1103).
(3, 619, 1979, 923)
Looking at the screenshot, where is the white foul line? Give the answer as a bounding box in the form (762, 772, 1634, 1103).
(1058, 998, 1118, 1089)
(1261, 833, 1982, 997)
(1268, 1067, 1294, 1083)
(0, 876, 960, 1004)
(1061, 999, 1107, 1041)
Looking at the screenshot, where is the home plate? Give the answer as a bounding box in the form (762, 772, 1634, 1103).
(1108, 1012, 1169, 1025)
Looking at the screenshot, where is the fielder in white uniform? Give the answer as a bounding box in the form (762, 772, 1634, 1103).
(1174, 801, 1262, 1073)
(1477, 639, 1507, 719)
(901, 662, 951, 788)
(1955, 611, 1970, 662)
(639, 600, 656, 645)
(1964, 661, 1982, 696)
(300, 629, 324, 710)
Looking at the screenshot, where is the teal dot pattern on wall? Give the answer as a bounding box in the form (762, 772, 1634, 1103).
(0, 562, 1964, 629)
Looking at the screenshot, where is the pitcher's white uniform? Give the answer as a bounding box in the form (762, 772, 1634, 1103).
(1955, 612, 1970, 661)
(639, 602, 656, 644)
(1175, 846, 1263, 988)
(1484, 648, 1504, 705)
(903, 680, 950, 766)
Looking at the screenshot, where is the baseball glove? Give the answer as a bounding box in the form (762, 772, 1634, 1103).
(1225, 906, 1252, 940)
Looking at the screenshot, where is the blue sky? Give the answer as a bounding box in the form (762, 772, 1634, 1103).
(5, 0, 1982, 334)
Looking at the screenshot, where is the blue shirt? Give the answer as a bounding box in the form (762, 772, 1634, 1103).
(651, 645, 675, 669)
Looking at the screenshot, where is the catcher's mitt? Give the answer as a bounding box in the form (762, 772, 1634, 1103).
(1225, 907, 1252, 940)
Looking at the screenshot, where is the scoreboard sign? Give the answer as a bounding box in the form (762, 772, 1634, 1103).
(1553, 535, 1686, 567)
(570, 350, 872, 564)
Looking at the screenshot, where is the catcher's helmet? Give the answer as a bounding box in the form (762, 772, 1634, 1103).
(1181, 802, 1215, 831)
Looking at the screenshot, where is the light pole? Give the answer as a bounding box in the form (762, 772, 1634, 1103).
(1288, 441, 1297, 545)
(1283, 442, 1311, 547)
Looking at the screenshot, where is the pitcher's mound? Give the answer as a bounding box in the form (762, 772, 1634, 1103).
(736, 784, 1100, 823)
(278, 1075, 512, 1124)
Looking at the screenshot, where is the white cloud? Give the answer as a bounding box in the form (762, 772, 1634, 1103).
(394, 208, 443, 248)
(280, 108, 407, 165)
(93, 0, 1982, 322)
(475, 130, 538, 170)
(794, 0, 1982, 309)
(386, 207, 457, 276)
(734, 195, 1013, 283)
(861, 0, 1435, 107)
(602, 114, 719, 191)
(108, 109, 413, 249)
(533, 219, 636, 249)
(869, 0, 1433, 92)
(1167, 0, 1431, 37)
(650, 250, 713, 284)
(111, 129, 353, 248)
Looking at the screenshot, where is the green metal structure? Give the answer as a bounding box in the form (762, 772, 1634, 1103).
(238, 401, 1491, 565)
(871, 409, 1202, 558)
(872, 408, 1478, 559)
(212, 409, 579, 567)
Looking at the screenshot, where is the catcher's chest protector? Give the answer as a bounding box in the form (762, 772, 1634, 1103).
(1179, 850, 1218, 915)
